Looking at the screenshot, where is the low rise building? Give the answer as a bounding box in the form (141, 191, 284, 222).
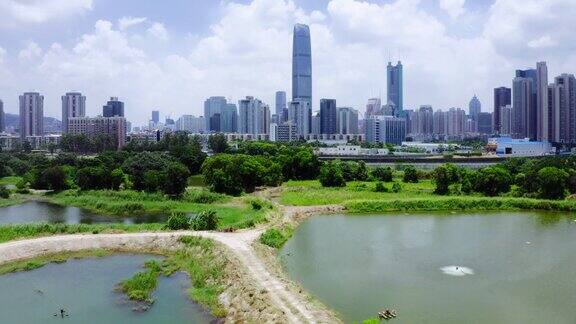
(490, 137, 552, 157)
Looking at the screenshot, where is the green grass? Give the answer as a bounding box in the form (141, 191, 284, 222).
(0, 249, 112, 275)
(118, 259, 163, 304)
(281, 179, 435, 206)
(0, 197, 24, 208)
(47, 189, 268, 230)
(163, 236, 228, 317)
(259, 227, 293, 249)
(0, 223, 165, 244)
(0, 177, 22, 186)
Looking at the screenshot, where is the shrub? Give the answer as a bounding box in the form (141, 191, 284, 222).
(259, 228, 292, 249)
(166, 212, 191, 230)
(191, 210, 219, 231)
(374, 182, 389, 193)
(318, 161, 346, 187)
(371, 166, 393, 182)
(392, 182, 402, 193)
(249, 198, 272, 210)
(0, 186, 9, 199)
(184, 190, 226, 204)
(402, 166, 419, 183)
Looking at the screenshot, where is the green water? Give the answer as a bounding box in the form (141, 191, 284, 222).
(281, 212, 576, 323)
(0, 254, 214, 323)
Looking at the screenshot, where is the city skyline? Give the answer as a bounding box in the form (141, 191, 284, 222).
(0, 0, 574, 125)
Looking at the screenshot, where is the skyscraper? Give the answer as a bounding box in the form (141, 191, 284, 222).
(19, 92, 44, 138)
(387, 61, 403, 116)
(494, 87, 511, 133)
(365, 115, 406, 145)
(366, 98, 382, 117)
(103, 97, 124, 117)
(238, 96, 270, 135)
(417, 105, 434, 137)
(204, 96, 228, 133)
(275, 91, 287, 122)
(320, 99, 337, 135)
(288, 99, 312, 137)
(0, 99, 4, 133)
(337, 107, 359, 135)
(550, 74, 576, 144)
(151, 110, 160, 124)
(500, 105, 512, 135)
(515, 69, 538, 140)
(512, 75, 534, 139)
(61, 92, 86, 133)
(292, 24, 312, 104)
(469, 95, 481, 121)
(477, 112, 493, 134)
(536, 62, 549, 141)
(221, 104, 238, 133)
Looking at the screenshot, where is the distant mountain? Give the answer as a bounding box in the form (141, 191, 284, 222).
(5, 113, 62, 133)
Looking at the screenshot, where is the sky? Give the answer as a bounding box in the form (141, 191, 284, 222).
(0, 0, 575, 125)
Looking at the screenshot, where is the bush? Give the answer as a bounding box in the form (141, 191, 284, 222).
(372, 166, 393, 182)
(392, 182, 402, 193)
(318, 161, 346, 187)
(162, 162, 190, 198)
(0, 186, 10, 199)
(259, 228, 292, 249)
(249, 198, 272, 210)
(191, 210, 219, 231)
(373, 182, 389, 192)
(402, 166, 419, 183)
(166, 212, 191, 230)
(184, 190, 226, 204)
(537, 167, 569, 200)
(433, 164, 460, 195)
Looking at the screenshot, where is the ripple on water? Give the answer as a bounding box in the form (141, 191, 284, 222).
(440, 266, 474, 277)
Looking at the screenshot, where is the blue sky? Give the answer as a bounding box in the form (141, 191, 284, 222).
(0, 0, 573, 125)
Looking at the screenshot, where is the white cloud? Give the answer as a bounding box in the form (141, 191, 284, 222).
(18, 42, 43, 61)
(527, 35, 555, 49)
(147, 23, 169, 41)
(439, 0, 466, 19)
(118, 16, 147, 31)
(0, 0, 92, 25)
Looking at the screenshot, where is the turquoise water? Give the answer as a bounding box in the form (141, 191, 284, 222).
(0, 254, 214, 323)
(281, 212, 576, 323)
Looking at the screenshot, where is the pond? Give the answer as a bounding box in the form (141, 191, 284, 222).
(281, 212, 576, 323)
(0, 254, 214, 323)
(0, 201, 169, 224)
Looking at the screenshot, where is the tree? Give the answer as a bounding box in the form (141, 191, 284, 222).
(42, 166, 69, 191)
(318, 161, 346, 187)
(473, 166, 512, 196)
(144, 170, 165, 193)
(0, 186, 10, 199)
(22, 140, 32, 153)
(537, 167, 569, 200)
(208, 133, 229, 154)
(110, 168, 126, 190)
(433, 164, 460, 195)
(372, 166, 393, 182)
(355, 161, 369, 181)
(76, 167, 106, 190)
(162, 162, 190, 198)
(122, 152, 173, 191)
(402, 166, 419, 183)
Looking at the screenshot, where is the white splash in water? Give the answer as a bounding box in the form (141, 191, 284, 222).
(440, 266, 475, 277)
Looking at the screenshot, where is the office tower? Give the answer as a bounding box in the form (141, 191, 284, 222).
(311, 113, 320, 135)
(550, 74, 576, 144)
(61, 92, 86, 133)
(536, 62, 549, 141)
(365, 115, 406, 145)
(417, 105, 434, 136)
(238, 96, 270, 135)
(500, 105, 512, 135)
(515, 69, 538, 140)
(477, 112, 493, 134)
(494, 87, 511, 133)
(404, 109, 417, 135)
(275, 91, 287, 122)
(433, 110, 447, 136)
(204, 96, 228, 133)
(512, 75, 534, 139)
(446, 108, 466, 137)
(320, 99, 337, 135)
(469, 95, 481, 121)
(152, 110, 160, 124)
(221, 104, 238, 133)
(292, 24, 312, 103)
(382, 101, 396, 116)
(337, 107, 359, 135)
(68, 116, 127, 149)
(366, 98, 382, 117)
(387, 61, 403, 116)
(288, 99, 312, 137)
(176, 115, 203, 133)
(0, 99, 4, 133)
(103, 97, 124, 117)
(19, 92, 44, 138)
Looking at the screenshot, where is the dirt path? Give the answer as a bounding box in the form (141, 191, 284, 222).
(0, 229, 318, 323)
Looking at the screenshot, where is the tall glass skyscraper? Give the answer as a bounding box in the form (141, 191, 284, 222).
(387, 61, 403, 116)
(292, 24, 312, 104)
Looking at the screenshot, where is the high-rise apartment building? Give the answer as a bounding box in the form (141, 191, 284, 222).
(433, 110, 447, 137)
(536, 62, 549, 141)
(238, 96, 270, 135)
(387, 61, 403, 116)
(500, 105, 512, 135)
(19, 92, 44, 138)
(446, 108, 466, 137)
(103, 97, 124, 117)
(549, 74, 576, 144)
(288, 99, 312, 137)
(512, 75, 534, 139)
(61, 92, 86, 133)
(0, 99, 4, 133)
(151, 110, 160, 124)
(469, 95, 481, 121)
(336, 107, 359, 135)
(68, 116, 127, 149)
(320, 99, 337, 135)
(417, 105, 434, 137)
(275, 91, 287, 122)
(494, 87, 511, 133)
(292, 24, 312, 104)
(176, 115, 205, 133)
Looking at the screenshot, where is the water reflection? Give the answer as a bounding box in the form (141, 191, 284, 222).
(0, 201, 170, 224)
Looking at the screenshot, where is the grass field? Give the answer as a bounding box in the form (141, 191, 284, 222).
(0, 177, 22, 186)
(47, 189, 270, 230)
